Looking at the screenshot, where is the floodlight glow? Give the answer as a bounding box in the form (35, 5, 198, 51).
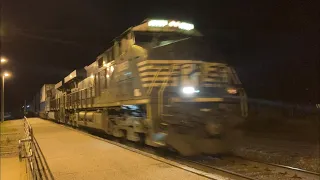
(148, 20, 194, 31)
(179, 22, 194, 30)
(168, 21, 180, 27)
(1, 58, 7, 63)
(148, 20, 168, 27)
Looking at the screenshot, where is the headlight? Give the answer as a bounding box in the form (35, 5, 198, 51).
(227, 87, 237, 94)
(182, 87, 196, 94)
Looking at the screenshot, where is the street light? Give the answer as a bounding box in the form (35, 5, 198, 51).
(1, 57, 8, 64)
(1, 72, 10, 122)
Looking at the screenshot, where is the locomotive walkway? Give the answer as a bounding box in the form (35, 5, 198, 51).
(28, 118, 221, 180)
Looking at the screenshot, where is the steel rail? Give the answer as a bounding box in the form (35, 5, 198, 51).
(179, 155, 320, 180)
(176, 156, 255, 180)
(235, 156, 320, 179)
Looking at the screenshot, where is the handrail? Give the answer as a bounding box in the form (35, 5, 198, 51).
(19, 117, 55, 180)
(227, 67, 248, 117)
(147, 68, 163, 95)
(158, 64, 178, 117)
(157, 63, 202, 117)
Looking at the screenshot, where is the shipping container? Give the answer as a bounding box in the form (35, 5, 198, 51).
(40, 84, 55, 103)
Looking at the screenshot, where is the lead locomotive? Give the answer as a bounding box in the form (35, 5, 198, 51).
(38, 19, 248, 156)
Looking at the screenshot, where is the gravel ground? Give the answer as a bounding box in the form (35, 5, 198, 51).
(233, 134, 320, 173)
(0, 120, 24, 158)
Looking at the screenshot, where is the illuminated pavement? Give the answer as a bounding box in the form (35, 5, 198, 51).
(28, 118, 211, 180)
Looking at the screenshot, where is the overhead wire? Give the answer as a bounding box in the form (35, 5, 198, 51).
(13, 28, 84, 47)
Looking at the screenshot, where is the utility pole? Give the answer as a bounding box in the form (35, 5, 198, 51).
(0, 1, 3, 123)
(1, 75, 4, 122)
(24, 100, 27, 117)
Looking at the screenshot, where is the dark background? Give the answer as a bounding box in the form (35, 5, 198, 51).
(1, 0, 319, 112)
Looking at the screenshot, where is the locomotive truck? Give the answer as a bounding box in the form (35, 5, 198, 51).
(36, 19, 248, 156)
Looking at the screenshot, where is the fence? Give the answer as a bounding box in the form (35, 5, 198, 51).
(241, 98, 320, 141)
(19, 117, 54, 180)
(246, 98, 319, 122)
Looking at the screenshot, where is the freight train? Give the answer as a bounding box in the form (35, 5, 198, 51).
(33, 19, 248, 156)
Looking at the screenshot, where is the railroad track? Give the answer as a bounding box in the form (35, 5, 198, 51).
(63, 122, 320, 180)
(174, 156, 320, 180)
(105, 135, 319, 180)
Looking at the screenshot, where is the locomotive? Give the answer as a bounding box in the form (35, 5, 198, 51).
(37, 19, 248, 156)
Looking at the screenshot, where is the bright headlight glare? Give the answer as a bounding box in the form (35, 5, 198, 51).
(182, 87, 196, 94)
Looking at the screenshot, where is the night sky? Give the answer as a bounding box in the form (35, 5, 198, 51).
(1, 0, 319, 112)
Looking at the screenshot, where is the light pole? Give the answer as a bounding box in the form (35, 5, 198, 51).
(1, 57, 9, 122)
(1, 72, 10, 122)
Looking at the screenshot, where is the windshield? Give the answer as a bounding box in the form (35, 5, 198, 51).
(134, 31, 192, 47)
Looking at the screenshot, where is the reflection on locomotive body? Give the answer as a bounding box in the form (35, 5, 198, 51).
(36, 19, 248, 156)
